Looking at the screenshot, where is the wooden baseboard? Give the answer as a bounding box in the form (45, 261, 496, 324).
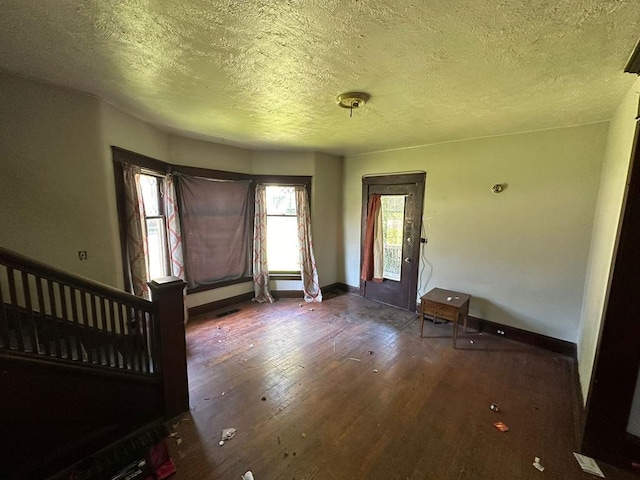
(188, 291, 254, 319)
(336, 282, 360, 295)
(187, 283, 351, 318)
(468, 316, 576, 357)
(415, 302, 576, 357)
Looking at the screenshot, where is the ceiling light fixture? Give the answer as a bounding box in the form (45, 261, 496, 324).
(336, 92, 370, 117)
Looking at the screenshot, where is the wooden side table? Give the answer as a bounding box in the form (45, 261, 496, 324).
(420, 288, 471, 348)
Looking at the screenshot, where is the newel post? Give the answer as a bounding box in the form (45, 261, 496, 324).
(148, 276, 189, 418)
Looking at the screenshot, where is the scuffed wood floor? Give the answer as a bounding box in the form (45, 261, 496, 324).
(167, 291, 637, 479)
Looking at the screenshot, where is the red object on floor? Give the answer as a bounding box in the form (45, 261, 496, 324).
(145, 440, 176, 480)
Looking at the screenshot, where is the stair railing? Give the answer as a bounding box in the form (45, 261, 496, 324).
(0, 247, 189, 416)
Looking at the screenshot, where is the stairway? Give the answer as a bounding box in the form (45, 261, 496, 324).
(0, 247, 188, 479)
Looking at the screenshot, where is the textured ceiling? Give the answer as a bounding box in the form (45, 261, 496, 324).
(0, 0, 639, 155)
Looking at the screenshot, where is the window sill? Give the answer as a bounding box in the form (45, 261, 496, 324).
(187, 277, 252, 294)
(269, 273, 301, 280)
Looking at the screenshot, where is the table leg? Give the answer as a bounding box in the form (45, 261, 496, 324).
(420, 302, 424, 337)
(453, 314, 458, 348)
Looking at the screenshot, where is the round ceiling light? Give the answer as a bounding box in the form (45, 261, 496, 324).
(336, 92, 370, 110)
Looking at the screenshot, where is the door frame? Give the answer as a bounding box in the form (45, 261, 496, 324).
(359, 172, 426, 311)
(581, 121, 640, 465)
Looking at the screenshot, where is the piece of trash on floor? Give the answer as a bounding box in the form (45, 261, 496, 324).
(373, 369, 378, 373)
(302, 433, 306, 438)
(249, 344, 254, 348)
(490, 403, 500, 412)
(261, 396, 266, 401)
(532, 457, 544, 472)
(277, 436, 281, 445)
(469, 340, 474, 344)
(242, 472, 255, 480)
(218, 440, 224, 446)
(221, 428, 237, 441)
(308, 308, 314, 311)
(283, 452, 289, 458)
(168, 432, 178, 438)
(349, 358, 361, 362)
(204, 397, 211, 401)
(221, 392, 226, 396)
(176, 438, 183, 446)
(368, 350, 374, 355)
(299, 304, 303, 307)
(493, 421, 509, 432)
(573, 452, 605, 477)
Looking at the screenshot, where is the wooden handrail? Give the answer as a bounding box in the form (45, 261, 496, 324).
(0, 247, 153, 311)
(0, 246, 189, 418)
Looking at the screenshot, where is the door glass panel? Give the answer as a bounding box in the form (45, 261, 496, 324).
(381, 195, 405, 281)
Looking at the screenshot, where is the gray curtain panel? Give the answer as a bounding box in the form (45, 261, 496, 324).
(177, 174, 252, 288)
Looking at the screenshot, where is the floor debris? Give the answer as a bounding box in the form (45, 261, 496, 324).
(490, 403, 500, 412)
(308, 308, 314, 312)
(261, 396, 266, 401)
(368, 350, 374, 355)
(373, 369, 378, 373)
(302, 433, 306, 438)
(222, 428, 237, 441)
(277, 436, 281, 445)
(242, 472, 255, 480)
(573, 452, 605, 477)
(493, 421, 509, 432)
(349, 358, 361, 362)
(532, 457, 544, 472)
(176, 438, 183, 446)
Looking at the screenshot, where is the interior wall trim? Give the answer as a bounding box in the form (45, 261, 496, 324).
(416, 303, 577, 357)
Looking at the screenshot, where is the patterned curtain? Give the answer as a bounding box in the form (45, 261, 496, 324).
(296, 186, 322, 302)
(253, 185, 274, 303)
(361, 194, 381, 281)
(122, 164, 150, 298)
(164, 174, 185, 279)
(164, 173, 188, 323)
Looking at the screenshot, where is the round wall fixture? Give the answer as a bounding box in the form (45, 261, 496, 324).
(336, 92, 370, 109)
(492, 184, 504, 193)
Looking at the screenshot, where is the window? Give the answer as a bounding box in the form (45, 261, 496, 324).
(265, 185, 300, 272)
(380, 195, 405, 281)
(177, 174, 252, 288)
(139, 173, 170, 280)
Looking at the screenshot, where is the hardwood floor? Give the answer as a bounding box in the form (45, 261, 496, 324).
(166, 291, 637, 479)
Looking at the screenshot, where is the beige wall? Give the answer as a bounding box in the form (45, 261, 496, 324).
(343, 123, 608, 342)
(170, 135, 252, 172)
(0, 73, 120, 286)
(99, 101, 171, 289)
(312, 152, 343, 288)
(574, 81, 640, 414)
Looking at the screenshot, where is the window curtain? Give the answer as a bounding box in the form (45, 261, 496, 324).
(253, 185, 274, 303)
(164, 173, 188, 323)
(360, 194, 383, 282)
(177, 174, 252, 289)
(295, 186, 322, 302)
(164, 174, 185, 279)
(122, 164, 150, 298)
